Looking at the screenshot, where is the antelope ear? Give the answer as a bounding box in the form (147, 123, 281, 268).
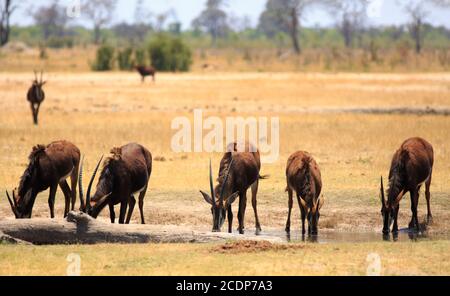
(200, 191, 213, 205)
(41, 81, 47, 86)
(225, 192, 239, 207)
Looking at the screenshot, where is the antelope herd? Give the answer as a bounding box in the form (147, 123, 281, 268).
(1, 72, 439, 239)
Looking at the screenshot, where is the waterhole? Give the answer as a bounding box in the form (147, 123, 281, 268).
(258, 228, 450, 243)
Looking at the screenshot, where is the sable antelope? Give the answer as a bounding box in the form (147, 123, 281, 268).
(200, 142, 263, 234)
(380, 137, 434, 234)
(135, 66, 156, 83)
(285, 151, 323, 236)
(27, 70, 46, 125)
(5, 140, 81, 219)
(79, 143, 152, 224)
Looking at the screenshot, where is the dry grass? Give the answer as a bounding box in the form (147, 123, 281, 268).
(0, 71, 449, 275)
(1, 47, 450, 73)
(0, 241, 449, 276)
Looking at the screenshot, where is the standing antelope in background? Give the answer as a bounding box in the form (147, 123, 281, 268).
(135, 66, 156, 83)
(27, 70, 46, 125)
(200, 142, 264, 235)
(285, 151, 324, 236)
(79, 143, 152, 224)
(5, 140, 80, 218)
(380, 137, 434, 235)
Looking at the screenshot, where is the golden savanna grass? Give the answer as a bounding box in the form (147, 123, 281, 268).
(1, 46, 450, 73)
(1, 241, 450, 276)
(0, 70, 449, 275)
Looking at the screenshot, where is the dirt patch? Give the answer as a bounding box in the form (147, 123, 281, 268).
(212, 240, 304, 254)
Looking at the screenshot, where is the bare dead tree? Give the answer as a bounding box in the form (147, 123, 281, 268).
(33, 1, 68, 40)
(259, 0, 314, 55)
(325, 0, 369, 48)
(192, 0, 229, 46)
(0, 0, 17, 46)
(401, 0, 429, 54)
(82, 0, 117, 44)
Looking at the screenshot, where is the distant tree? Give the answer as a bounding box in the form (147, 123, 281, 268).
(228, 14, 252, 32)
(192, 0, 229, 45)
(82, 0, 117, 44)
(429, 0, 450, 7)
(324, 0, 369, 48)
(33, 0, 68, 40)
(0, 0, 17, 46)
(168, 22, 182, 35)
(133, 0, 152, 41)
(258, 0, 314, 54)
(400, 0, 429, 54)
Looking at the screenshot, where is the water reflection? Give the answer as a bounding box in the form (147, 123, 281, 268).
(265, 228, 446, 244)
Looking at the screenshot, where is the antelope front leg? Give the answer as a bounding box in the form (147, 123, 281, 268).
(125, 195, 136, 224)
(30, 104, 38, 125)
(285, 188, 293, 233)
(59, 180, 71, 217)
(35, 103, 41, 125)
(425, 174, 433, 224)
(109, 203, 115, 223)
(48, 184, 58, 218)
(237, 193, 247, 234)
(227, 205, 233, 233)
(118, 200, 128, 224)
(300, 205, 306, 236)
(392, 205, 400, 234)
(409, 190, 420, 231)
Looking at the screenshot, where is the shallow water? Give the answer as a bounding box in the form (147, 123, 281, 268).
(260, 228, 450, 243)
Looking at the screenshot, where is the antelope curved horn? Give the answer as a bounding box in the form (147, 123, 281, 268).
(380, 176, 386, 207)
(33, 70, 37, 81)
(78, 156, 85, 210)
(12, 189, 18, 207)
(85, 155, 104, 211)
(209, 159, 215, 204)
(219, 157, 234, 206)
(6, 191, 18, 218)
(40, 70, 43, 83)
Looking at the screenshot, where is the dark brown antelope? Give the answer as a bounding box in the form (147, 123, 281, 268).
(380, 137, 434, 235)
(27, 70, 46, 125)
(135, 66, 156, 83)
(285, 151, 323, 236)
(200, 142, 263, 234)
(79, 143, 152, 224)
(5, 140, 80, 218)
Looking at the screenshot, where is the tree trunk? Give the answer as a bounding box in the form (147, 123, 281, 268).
(0, 211, 283, 245)
(413, 19, 422, 54)
(94, 25, 101, 44)
(0, 0, 12, 46)
(290, 8, 301, 55)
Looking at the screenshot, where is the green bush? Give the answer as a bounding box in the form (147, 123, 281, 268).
(117, 47, 134, 70)
(45, 36, 74, 48)
(92, 45, 115, 71)
(148, 35, 192, 72)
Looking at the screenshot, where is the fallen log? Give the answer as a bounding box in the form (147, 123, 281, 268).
(0, 212, 283, 245)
